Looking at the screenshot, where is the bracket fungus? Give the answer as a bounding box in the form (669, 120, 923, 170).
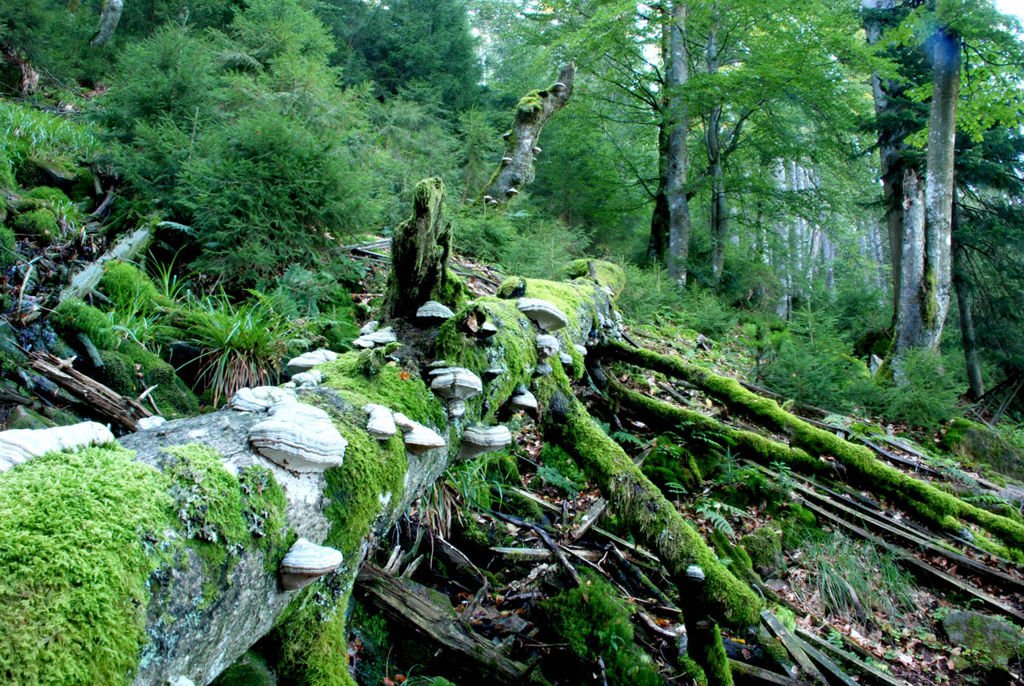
(0, 421, 115, 472)
(249, 401, 347, 472)
(402, 422, 446, 454)
(352, 327, 398, 349)
(286, 348, 338, 375)
(136, 416, 167, 431)
(509, 385, 538, 414)
(279, 537, 344, 591)
(290, 370, 323, 388)
(415, 300, 455, 324)
(392, 412, 417, 434)
(359, 320, 379, 335)
(429, 367, 483, 419)
(459, 424, 512, 459)
(230, 386, 297, 413)
(536, 333, 560, 360)
(363, 403, 397, 441)
(558, 351, 573, 366)
(517, 298, 569, 332)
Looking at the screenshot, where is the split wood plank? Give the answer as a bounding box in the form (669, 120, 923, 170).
(356, 563, 531, 684)
(795, 629, 908, 686)
(728, 658, 797, 685)
(761, 611, 829, 686)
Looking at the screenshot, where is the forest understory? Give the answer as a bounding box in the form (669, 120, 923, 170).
(2, 0, 1024, 685)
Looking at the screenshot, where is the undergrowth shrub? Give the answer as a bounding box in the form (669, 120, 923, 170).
(885, 349, 961, 429)
(0, 101, 98, 187)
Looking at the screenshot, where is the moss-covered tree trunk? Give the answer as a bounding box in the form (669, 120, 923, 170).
(482, 64, 575, 204)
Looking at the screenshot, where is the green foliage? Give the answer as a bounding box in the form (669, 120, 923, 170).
(12, 207, 57, 240)
(798, 532, 916, 628)
(176, 290, 310, 405)
(0, 101, 98, 188)
(99, 260, 171, 315)
(887, 349, 961, 429)
(541, 573, 662, 686)
(455, 205, 591, 277)
(0, 224, 16, 269)
(0, 446, 173, 685)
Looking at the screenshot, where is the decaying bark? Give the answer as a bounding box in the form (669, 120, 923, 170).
(384, 178, 457, 320)
(482, 64, 575, 205)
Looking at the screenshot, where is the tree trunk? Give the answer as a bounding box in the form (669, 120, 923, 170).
(384, 178, 458, 319)
(706, 16, 728, 283)
(862, 0, 906, 327)
(893, 26, 959, 367)
(649, 1, 693, 283)
(482, 64, 575, 204)
(953, 206, 983, 398)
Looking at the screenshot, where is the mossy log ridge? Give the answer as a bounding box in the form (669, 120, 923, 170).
(602, 340, 1024, 553)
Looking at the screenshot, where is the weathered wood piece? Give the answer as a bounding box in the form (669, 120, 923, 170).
(761, 611, 828, 686)
(356, 563, 531, 684)
(728, 659, 798, 685)
(57, 226, 153, 304)
(795, 629, 908, 686)
(29, 351, 152, 431)
(483, 64, 575, 204)
(383, 178, 456, 319)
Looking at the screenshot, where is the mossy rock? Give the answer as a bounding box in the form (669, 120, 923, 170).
(24, 185, 72, 205)
(942, 610, 1024, 671)
(99, 344, 200, 419)
(52, 298, 119, 349)
(210, 650, 277, 686)
(13, 208, 58, 241)
(944, 419, 1024, 482)
(4, 405, 54, 430)
(740, 527, 784, 579)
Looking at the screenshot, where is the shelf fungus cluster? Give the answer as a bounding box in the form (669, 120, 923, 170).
(459, 424, 512, 459)
(241, 395, 348, 473)
(279, 537, 344, 591)
(285, 348, 338, 376)
(352, 326, 398, 349)
(415, 301, 455, 325)
(429, 367, 483, 419)
(0, 421, 115, 472)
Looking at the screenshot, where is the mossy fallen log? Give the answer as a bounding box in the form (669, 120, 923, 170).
(602, 340, 1024, 553)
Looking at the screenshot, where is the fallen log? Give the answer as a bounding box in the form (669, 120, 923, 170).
(57, 225, 153, 304)
(356, 562, 531, 684)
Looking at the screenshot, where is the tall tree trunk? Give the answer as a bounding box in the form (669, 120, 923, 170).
(953, 202, 983, 399)
(863, 0, 907, 327)
(652, 0, 693, 284)
(893, 26, 959, 369)
(706, 14, 728, 283)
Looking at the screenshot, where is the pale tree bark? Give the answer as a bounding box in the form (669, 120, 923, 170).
(91, 0, 124, 47)
(649, 1, 694, 283)
(893, 26, 959, 370)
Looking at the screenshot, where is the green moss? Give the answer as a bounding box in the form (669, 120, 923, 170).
(537, 368, 762, 629)
(516, 92, 544, 117)
(0, 224, 16, 269)
(24, 185, 72, 205)
(605, 340, 1024, 553)
(320, 351, 446, 429)
(434, 297, 538, 423)
(100, 261, 172, 314)
(688, 624, 733, 686)
(739, 527, 784, 579)
(14, 207, 58, 240)
(98, 343, 199, 418)
(275, 589, 355, 686)
(52, 298, 119, 349)
(541, 573, 662, 685)
(943, 418, 1024, 482)
(564, 259, 627, 298)
(0, 445, 175, 685)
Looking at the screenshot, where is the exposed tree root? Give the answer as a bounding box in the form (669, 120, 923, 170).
(601, 340, 1024, 553)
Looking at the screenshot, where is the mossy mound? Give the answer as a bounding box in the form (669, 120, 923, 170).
(210, 650, 277, 686)
(99, 260, 173, 314)
(942, 610, 1024, 671)
(13, 207, 58, 240)
(98, 343, 199, 418)
(565, 259, 626, 298)
(541, 573, 662, 686)
(740, 527, 784, 579)
(0, 445, 175, 685)
(0, 225, 16, 269)
(944, 419, 1024, 482)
